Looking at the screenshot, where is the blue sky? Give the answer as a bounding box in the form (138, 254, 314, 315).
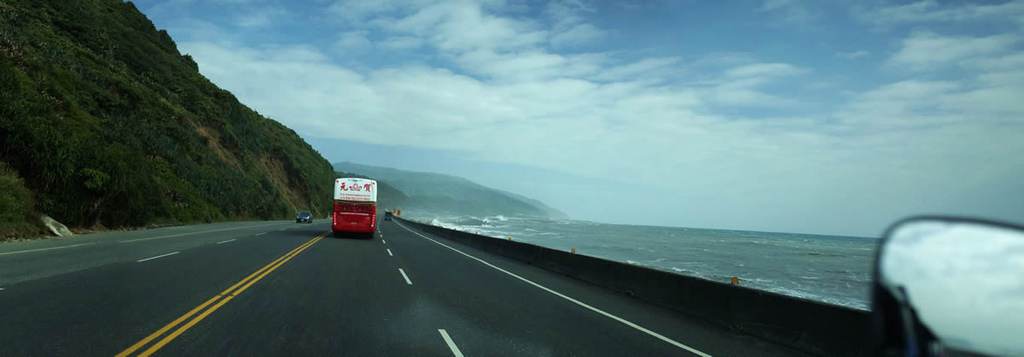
(131, 0, 1024, 236)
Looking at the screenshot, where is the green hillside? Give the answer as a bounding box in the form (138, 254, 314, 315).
(0, 0, 336, 237)
(332, 162, 563, 218)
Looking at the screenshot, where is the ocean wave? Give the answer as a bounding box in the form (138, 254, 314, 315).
(429, 218, 471, 232)
(802, 252, 847, 257)
(429, 218, 452, 227)
(454, 217, 488, 226)
(827, 269, 856, 274)
(744, 240, 784, 247)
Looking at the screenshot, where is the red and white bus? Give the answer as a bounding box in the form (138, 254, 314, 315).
(332, 178, 377, 238)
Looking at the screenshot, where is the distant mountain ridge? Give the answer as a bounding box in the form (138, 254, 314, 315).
(492, 189, 568, 219)
(332, 162, 565, 219)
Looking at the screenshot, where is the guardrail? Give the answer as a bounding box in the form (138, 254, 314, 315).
(395, 217, 869, 357)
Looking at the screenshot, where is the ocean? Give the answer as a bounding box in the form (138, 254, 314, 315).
(406, 214, 878, 311)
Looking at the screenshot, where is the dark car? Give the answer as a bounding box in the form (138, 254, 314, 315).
(384, 211, 393, 221)
(296, 210, 313, 223)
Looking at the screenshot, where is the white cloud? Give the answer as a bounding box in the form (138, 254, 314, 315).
(265, 45, 332, 63)
(550, 23, 605, 47)
(166, 0, 270, 4)
(378, 36, 424, 50)
(335, 31, 372, 51)
(455, 50, 604, 81)
(805, 81, 833, 90)
(235, 7, 288, 28)
(835, 50, 870, 59)
(759, 0, 817, 26)
(890, 31, 1019, 69)
(321, 0, 610, 73)
(860, 0, 1024, 25)
(838, 80, 961, 127)
(364, 1, 548, 54)
(706, 64, 807, 107)
(962, 52, 1024, 71)
(708, 88, 798, 107)
(725, 62, 807, 78)
(164, 19, 235, 44)
(760, 0, 795, 11)
(545, 0, 606, 47)
(547, 0, 597, 30)
(977, 70, 1024, 87)
(589, 57, 680, 82)
(327, 0, 401, 23)
(335, 0, 607, 53)
(436, 5, 545, 52)
(944, 85, 1024, 116)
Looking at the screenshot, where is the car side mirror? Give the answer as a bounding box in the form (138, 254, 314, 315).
(870, 217, 1024, 357)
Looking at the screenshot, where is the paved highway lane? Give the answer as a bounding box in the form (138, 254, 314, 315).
(0, 220, 297, 286)
(0, 219, 814, 356)
(0, 222, 321, 356)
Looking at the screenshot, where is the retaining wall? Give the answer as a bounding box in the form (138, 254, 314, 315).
(395, 217, 869, 357)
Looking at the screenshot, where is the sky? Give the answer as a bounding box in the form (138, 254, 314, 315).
(131, 0, 1024, 237)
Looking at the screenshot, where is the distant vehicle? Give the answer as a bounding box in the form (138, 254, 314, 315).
(332, 178, 377, 238)
(384, 211, 393, 221)
(295, 211, 313, 223)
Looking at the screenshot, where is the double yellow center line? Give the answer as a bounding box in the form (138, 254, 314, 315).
(117, 233, 327, 357)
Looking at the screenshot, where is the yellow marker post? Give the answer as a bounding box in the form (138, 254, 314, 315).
(731, 276, 740, 285)
(571, 248, 576, 254)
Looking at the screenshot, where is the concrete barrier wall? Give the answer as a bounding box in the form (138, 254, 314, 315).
(396, 217, 869, 357)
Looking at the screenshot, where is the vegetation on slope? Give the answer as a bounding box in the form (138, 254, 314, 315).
(0, 162, 44, 240)
(0, 0, 336, 233)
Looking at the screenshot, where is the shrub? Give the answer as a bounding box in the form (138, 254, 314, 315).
(0, 162, 44, 240)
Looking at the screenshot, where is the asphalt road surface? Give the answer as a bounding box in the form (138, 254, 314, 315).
(0, 218, 815, 356)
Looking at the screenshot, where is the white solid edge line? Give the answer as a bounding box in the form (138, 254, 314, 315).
(137, 251, 180, 263)
(387, 248, 393, 257)
(0, 242, 98, 257)
(119, 222, 284, 243)
(399, 268, 413, 285)
(217, 239, 237, 244)
(395, 222, 711, 357)
(438, 329, 464, 357)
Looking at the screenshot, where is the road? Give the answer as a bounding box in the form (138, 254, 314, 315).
(0, 218, 814, 356)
